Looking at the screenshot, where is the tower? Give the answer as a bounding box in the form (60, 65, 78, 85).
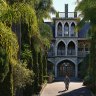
(47, 4, 90, 78)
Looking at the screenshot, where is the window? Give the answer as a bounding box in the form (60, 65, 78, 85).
(64, 22, 69, 36)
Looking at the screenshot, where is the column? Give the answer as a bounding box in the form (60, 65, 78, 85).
(55, 46, 57, 56)
(62, 23, 64, 37)
(55, 24, 57, 37)
(69, 23, 71, 37)
(65, 45, 67, 56)
(55, 65, 57, 77)
(76, 43, 78, 56)
(75, 64, 78, 78)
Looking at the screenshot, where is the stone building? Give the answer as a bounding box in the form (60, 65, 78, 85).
(47, 4, 90, 78)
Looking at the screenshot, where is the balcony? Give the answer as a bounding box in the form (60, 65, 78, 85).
(57, 50, 65, 56)
(78, 51, 90, 57)
(57, 32, 62, 37)
(67, 50, 76, 55)
(58, 12, 77, 18)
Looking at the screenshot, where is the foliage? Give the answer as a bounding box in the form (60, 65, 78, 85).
(76, 0, 96, 24)
(79, 54, 90, 78)
(0, 22, 18, 64)
(34, 0, 56, 21)
(0, 63, 14, 96)
(39, 23, 52, 48)
(0, 47, 9, 82)
(38, 50, 43, 85)
(0, 0, 55, 95)
(76, 0, 96, 93)
(13, 62, 34, 89)
(21, 44, 32, 66)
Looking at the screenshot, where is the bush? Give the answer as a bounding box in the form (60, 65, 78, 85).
(13, 61, 34, 94)
(83, 75, 95, 89)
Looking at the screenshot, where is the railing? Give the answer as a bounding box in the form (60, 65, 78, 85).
(57, 32, 62, 37)
(67, 50, 76, 55)
(70, 33, 76, 37)
(58, 12, 77, 18)
(57, 50, 65, 56)
(78, 51, 90, 57)
(47, 50, 90, 58)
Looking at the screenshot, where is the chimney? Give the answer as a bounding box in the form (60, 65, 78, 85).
(65, 4, 68, 18)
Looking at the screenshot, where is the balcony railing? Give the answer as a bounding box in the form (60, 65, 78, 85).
(57, 50, 65, 56)
(57, 32, 62, 37)
(70, 33, 76, 37)
(78, 51, 90, 57)
(67, 50, 76, 55)
(58, 12, 77, 18)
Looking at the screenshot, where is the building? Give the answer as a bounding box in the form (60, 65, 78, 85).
(47, 4, 90, 78)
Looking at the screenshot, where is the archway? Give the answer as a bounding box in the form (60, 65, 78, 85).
(64, 22, 69, 36)
(57, 41, 65, 56)
(57, 60, 75, 77)
(57, 22, 62, 36)
(67, 41, 75, 55)
(71, 23, 75, 36)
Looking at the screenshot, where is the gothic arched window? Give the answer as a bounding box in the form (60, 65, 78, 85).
(64, 22, 69, 36)
(57, 22, 62, 36)
(67, 41, 75, 55)
(71, 23, 75, 36)
(57, 41, 65, 55)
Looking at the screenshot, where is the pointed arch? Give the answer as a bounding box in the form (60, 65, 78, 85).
(57, 59, 75, 77)
(71, 22, 75, 36)
(57, 41, 65, 56)
(57, 22, 62, 36)
(64, 22, 69, 36)
(67, 41, 75, 55)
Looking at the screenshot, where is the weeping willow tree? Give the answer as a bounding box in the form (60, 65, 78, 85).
(0, 0, 54, 95)
(0, 22, 18, 96)
(76, 0, 96, 93)
(0, 0, 35, 96)
(39, 23, 53, 80)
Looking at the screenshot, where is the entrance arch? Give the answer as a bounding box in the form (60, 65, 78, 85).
(57, 60, 75, 77)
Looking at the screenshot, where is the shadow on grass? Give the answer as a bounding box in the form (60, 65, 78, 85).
(57, 87, 92, 96)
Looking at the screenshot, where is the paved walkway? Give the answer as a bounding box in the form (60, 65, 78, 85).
(41, 81, 92, 96)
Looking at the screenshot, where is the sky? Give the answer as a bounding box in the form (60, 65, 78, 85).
(44, 0, 77, 21)
(53, 0, 77, 12)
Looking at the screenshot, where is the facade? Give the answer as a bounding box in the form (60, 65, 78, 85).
(47, 4, 90, 78)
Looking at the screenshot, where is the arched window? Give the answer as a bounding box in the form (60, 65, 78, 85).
(57, 41, 65, 55)
(64, 22, 69, 36)
(57, 22, 62, 36)
(71, 23, 75, 36)
(67, 41, 75, 55)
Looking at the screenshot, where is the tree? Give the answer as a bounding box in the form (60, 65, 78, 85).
(76, 0, 96, 93)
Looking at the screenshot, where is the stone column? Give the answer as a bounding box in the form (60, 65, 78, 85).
(55, 24, 57, 37)
(62, 23, 64, 37)
(69, 23, 71, 37)
(55, 45, 57, 56)
(75, 64, 78, 78)
(65, 44, 67, 56)
(55, 65, 57, 77)
(76, 43, 78, 56)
